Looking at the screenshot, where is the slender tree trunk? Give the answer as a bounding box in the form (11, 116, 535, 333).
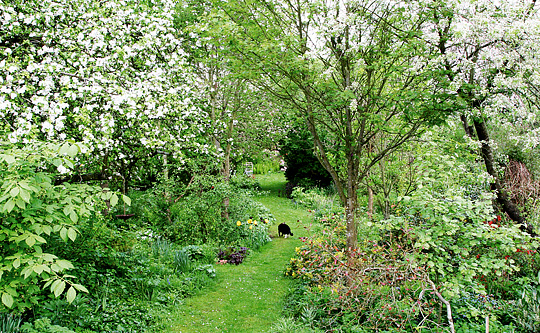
(473, 119, 535, 235)
(367, 186, 374, 219)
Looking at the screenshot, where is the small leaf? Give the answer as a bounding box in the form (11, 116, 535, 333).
(66, 286, 76, 303)
(110, 193, 119, 206)
(3, 200, 15, 213)
(60, 227, 68, 241)
(122, 195, 131, 206)
(67, 144, 79, 157)
(67, 228, 77, 242)
(3, 155, 16, 164)
(13, 258, 20, 269)
(72, 284, 89, 293)
(2, 293, 13, 308)
(25, 235, 36, 247)
(54, 280, 66, 298)
(69, 211, 78, 223)
(9, 187, 19, 197)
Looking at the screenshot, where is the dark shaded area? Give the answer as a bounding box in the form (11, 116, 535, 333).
(279, 125, 332, 194)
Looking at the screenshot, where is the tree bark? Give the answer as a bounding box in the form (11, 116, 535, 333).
(473, 119, 535, 236)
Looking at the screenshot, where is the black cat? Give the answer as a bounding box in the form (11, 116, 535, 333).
(278, 223, 293, 238)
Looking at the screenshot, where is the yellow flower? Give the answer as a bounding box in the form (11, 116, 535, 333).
(247, 219, 252, 224)
(254, 221, 258, 225)
(264, 219, 269, 223)
(249, 225, 253, 230)
(236, 221, 241, 226)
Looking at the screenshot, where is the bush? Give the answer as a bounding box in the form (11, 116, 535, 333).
(279, 125, 332, 189)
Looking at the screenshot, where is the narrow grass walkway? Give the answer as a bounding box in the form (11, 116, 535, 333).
(165, 173, 311, 333)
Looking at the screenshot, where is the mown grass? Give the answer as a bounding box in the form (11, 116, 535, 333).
(165, 173, 311, 333)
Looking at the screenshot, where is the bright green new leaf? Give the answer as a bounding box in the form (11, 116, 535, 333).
(122, 195, 131, 206)
(67, 228, 77, 242)
(72, 283, 89, 293)
(56, 260, 74, 270)
(3, 199, 15, 213)
(53, 280, 66, 298)
(110, 193, 119, 206)
(2, 293, 13, 308)
(69, 211, 78, 223)
(9, 187, 19, 197)
(66, 286, 76, 303)
(60, 227, 68, 241)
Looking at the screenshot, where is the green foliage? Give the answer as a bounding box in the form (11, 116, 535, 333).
(279, 126, 332, 189)
(509, 283, 540, 331)
(284, 221, 442, 331)
(253, 159, 281, 175)
(290, 187, 343, 223)
(21, 318, 74, 333)
(0, 313, 22, 333)
(0, 141, 127, 311)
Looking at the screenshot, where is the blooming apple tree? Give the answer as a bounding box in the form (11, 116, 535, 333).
(423, 0, 540, 232)
(0, 0, 210, 184)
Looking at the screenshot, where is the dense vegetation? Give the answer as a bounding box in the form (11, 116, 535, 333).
(1, 0, 540, 331)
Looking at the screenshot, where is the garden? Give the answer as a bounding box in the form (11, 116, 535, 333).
(2, 0, 540, 332)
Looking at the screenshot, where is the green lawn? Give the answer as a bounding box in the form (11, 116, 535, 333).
(165, 173, 311, 333)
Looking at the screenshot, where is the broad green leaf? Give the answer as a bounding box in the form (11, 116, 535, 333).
(67, 228, 77, 242)
(35, 235, 46, 244)
(72, 284, 89, 293)
(67, 144, 79, 157)
(19, 189, 30, 203)
(69, 211, 78, 223)
(3, 199, 15, 213)
(66, 286, 76, 303)
(15, 198, 25, 209)
(25, 235, 36, 247)
(2, 293, 13, 308)
(9, 187, 19, 197)
(122, 195, 131, 206)
(2, 155, 15, 164)
(59, 142, 70, 156)
(110, 193, 119, 206)
(33, 264, 47, 274)
(59, 227, 68, 241)
(13, 258, 20, 269)
(56, 260, 74, 270)
(50, 279, 61, 293)
(53, 280, 66, 298)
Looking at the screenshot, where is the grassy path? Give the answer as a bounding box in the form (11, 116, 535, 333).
(165, 173, 310, 333)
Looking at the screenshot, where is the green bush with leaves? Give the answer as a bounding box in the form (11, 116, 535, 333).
(0, 141, 127, 311)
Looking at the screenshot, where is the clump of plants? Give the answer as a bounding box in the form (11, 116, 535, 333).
(284, 221, 443, 331)
(217, 247, 250, 265)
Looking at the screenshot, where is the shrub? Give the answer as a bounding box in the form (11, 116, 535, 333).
(0, 141, 126, 311)
(279, 125, 332, 189)
(284, 222, 442, 332)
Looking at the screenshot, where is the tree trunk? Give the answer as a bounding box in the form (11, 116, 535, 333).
(367, 186, 374, 219)
(473, 119, 535, 235)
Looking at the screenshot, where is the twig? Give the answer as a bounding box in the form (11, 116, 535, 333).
(174, 175, 195, 203)
(423, 278, 455, 333)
